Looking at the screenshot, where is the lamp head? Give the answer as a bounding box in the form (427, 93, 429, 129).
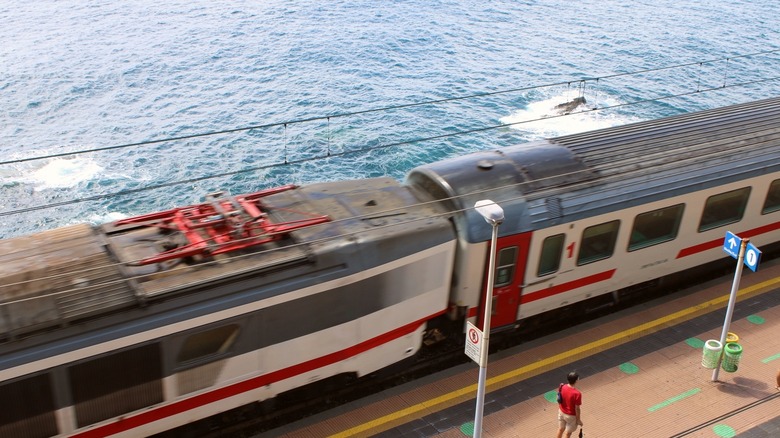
(474, 200, 504, 225)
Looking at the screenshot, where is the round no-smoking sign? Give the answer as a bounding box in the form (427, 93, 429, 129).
(469, 327, 479, 343)
(465, 321, 483, 365)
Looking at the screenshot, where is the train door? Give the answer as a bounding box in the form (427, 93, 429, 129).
(479, 232, 531, 329)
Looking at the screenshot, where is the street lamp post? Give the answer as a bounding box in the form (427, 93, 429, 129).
(472, 200, 504, 438)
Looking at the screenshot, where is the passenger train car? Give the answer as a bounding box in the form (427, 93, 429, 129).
(3, 97, 780, 437)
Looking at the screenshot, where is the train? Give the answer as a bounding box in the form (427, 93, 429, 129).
(3, 97, 780, 437)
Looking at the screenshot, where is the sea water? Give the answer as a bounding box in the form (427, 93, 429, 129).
(2, 0, 780, 237)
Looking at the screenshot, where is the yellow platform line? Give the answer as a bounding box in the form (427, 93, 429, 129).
(328, 275, 780, 437)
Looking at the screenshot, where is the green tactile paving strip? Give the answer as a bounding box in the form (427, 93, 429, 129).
(686, 337, 705, 348)
(713, 424, 737, 437)
(619, 362, 639, 374)
(761, 352, 780, 364)
(747, 314, 766, 324)
(647, 388, 701, 412)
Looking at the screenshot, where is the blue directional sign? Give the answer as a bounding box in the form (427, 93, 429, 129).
(723, 231, 741, 259)
(744, 241, 762, 272)
(723, 231, 762, 272)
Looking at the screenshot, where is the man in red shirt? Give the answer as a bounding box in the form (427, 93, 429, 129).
(556, 372, 583, 438)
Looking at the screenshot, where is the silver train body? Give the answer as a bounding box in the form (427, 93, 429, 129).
(3, 98, 780, 437)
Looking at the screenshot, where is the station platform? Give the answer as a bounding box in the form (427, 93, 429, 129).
(261, 258, 780, 438)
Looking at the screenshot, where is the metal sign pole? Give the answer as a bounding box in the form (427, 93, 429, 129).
(712, 239, 747, 382)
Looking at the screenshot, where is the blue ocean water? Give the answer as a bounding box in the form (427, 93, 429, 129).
(1, 0, 780, 238)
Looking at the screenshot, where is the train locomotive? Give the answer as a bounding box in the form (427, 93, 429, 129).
(3, 97, 780, 437)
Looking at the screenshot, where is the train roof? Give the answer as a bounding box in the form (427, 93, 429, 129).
(0, 177, 453, 341)
(407, 97, 780, 242)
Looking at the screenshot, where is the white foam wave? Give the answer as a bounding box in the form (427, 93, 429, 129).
(86, 211, 128, 225)
(29, 158, 103, 190)
(500, 92, 644, 139)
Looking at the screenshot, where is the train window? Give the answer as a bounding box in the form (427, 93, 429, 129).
(762, 179, 780, 214)
(698, 187, 751, 231)
(628, 204, 684, 251)
(69, 343, 163, 427)
(495, 247, 518, 287)
(0, 373, 57, 438)
(177, 324, 240, 364)
(538, 234, 565, 276)
(577, 220, 619, 265)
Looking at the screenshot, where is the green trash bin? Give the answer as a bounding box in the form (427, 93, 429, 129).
(702, 340, 723, 369)
(721, 342, 743, 373)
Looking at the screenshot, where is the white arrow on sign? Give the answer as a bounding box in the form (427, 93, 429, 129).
(723, 231, 741, 259)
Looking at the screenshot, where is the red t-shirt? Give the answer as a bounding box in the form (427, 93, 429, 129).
(559, 384, 582, 415)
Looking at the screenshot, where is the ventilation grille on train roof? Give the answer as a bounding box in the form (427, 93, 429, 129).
(550, 97, 780, 177)
(0, 224, 135, 341)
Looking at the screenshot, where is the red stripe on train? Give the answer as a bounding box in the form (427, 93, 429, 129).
(73, 311, 444, 438)
(519, 269, 616, 304)
(676, 221, 780, 258)
(466, 269, 617, 319)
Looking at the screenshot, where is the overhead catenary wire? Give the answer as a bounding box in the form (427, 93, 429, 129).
(1, 75, 780, 220)
(0, 49, 779, 230)
(2, 49, 778, 168)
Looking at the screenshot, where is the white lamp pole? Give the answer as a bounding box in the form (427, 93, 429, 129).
(473, 200, 504, 438)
